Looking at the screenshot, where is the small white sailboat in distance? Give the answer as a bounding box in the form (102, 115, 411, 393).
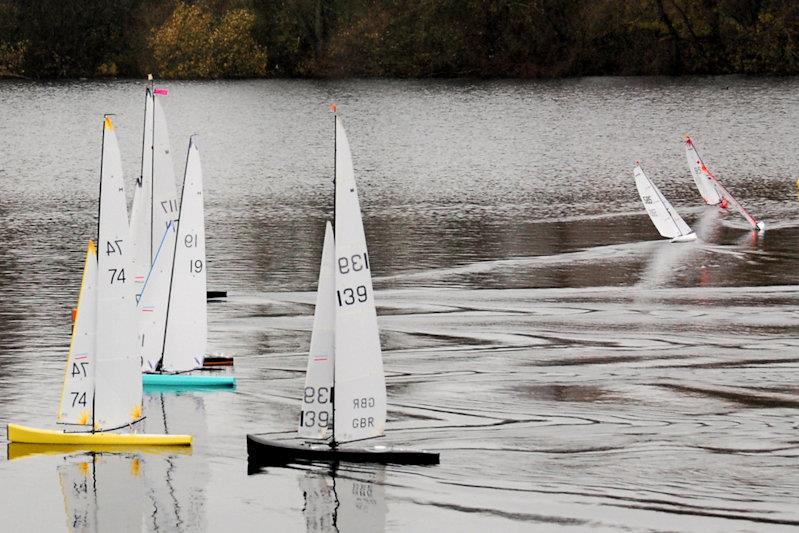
(247, 108, 438, 465)
(683, 135, 765, 232)
(634, 163, 696, 243)
(7, 115, 191, 446)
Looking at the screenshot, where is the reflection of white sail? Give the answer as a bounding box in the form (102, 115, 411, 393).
(58, 243, 97, 426)
(58, 453, 145, 533)
(333, 117, 387, 443)
(336, 470, 387, 533)
(142, 393, 208, 531)
(300, 468, 386, 533)
(300, 474, 336, 533)
(634, 164, 695, 242)
(300, 222, 335, 440)
(684, 135, 722, 205)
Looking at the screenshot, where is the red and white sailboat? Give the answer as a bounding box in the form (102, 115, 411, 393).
(683, 135, 765, 232)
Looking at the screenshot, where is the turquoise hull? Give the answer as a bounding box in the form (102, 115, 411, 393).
(142, 373, 236, 388)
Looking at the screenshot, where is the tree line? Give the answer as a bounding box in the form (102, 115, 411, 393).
(1, 0, 798, 79)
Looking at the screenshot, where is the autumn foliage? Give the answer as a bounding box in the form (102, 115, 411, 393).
(2, 0, 799, 78)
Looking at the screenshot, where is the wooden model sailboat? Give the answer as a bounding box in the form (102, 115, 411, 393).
(634, 163, 696, 243)
(7, 116, 191, 445)
(683, 135, 765, 232)
(247, 111, 438, 465)
(139, 138, 235, 388)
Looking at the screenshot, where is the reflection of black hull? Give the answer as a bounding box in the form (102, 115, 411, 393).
(206, 290, 227, 299)
(246, 435, 439, 465)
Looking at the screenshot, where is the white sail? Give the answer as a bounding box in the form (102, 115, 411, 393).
(152, 95, 180, 255)
(162, 138, 206, 372)
(634, 164, 694, 240)
(684, 135, 722, 205)
(57, 241, 97, 425)
(299, 221, 335, 439)
(94, 116, 142, 430)
(138, 221, 177, 372)
(333, 117, 387, 443)
(129, 88, 154, 295)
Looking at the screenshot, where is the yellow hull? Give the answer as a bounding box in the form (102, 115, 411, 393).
(7, 424, 192, 446)
(8, 442, 193, 461)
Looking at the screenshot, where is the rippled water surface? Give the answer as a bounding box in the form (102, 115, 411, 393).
(1, 78, 798, 531)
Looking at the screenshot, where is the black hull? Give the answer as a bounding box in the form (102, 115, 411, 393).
(246, 435, 439, 466)
(206, 290, 227, 299)
(202, 355, 234, 368)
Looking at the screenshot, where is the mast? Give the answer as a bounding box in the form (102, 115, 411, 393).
(92, 115, 109, 432)
(149, 81, 156, 269)
(330, 106, 337, 447)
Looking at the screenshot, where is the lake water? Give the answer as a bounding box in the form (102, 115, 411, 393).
(0, 77, 798, 531)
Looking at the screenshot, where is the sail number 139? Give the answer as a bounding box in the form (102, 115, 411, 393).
(338, 253, 369, 274)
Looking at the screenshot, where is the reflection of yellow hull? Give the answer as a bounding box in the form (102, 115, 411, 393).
(8, 442, 193, 461)
(7, 424, 192, 446)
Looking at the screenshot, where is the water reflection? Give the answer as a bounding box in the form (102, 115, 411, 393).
(142, 392, 209, 532)
(300, 466, 387, 533)
(248, 463, 388, 533)
(58, 452, 145, 532)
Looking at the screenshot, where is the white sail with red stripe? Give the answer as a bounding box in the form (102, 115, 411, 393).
(684, 135, 722, 205)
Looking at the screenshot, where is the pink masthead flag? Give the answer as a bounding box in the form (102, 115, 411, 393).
(154, 88, 169, 96)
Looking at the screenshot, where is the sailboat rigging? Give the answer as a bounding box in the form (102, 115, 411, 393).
(7, 116, 191, 446)
(247, 110, 437, 465)
(683, 135, 765, 232)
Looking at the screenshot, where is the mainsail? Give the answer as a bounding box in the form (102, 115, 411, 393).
(634, 164, 694, 240)
(161, 138, 207, 372)
(332, 116, 387, 443)
(684, 135, 722, 205)
(57, 241, 97, 425)
(130, 88, 154, 294)
(130, 88, 179, 298)
(94, 116, 142, 429)
(299, 222, 335, 440)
